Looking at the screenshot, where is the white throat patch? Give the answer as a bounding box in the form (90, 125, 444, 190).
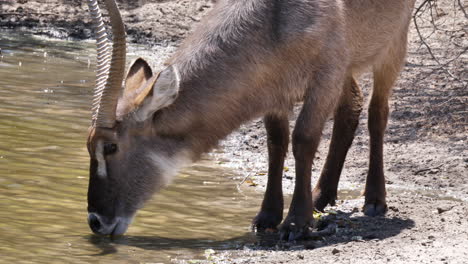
(147, 150, 191, 188)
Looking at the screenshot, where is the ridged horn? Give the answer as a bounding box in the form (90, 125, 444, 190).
(96, 0, 127, 128)
(89, 0, 127, 128)
(86, 0, 111, 127)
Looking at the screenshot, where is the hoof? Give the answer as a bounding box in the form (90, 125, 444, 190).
(279, 216, 313, 241)
(312, 189, 336, 212)
(252, 210, 282, 233)
(363, 202, 387, 216)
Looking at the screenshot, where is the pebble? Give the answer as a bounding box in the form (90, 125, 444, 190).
(437, 206, 453, 214)
(304, 241, 316, 249)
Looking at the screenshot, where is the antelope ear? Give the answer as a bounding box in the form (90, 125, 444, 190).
(123, 58, 153, 96)
(116, 58, 154, 118)
(134, 65, 180, 122)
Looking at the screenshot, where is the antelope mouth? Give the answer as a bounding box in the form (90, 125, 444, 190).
(88, 213, 133, 236)
(111, 218, 132, 236)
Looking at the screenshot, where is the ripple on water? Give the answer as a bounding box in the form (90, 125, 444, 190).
(0, 30, 262, 263)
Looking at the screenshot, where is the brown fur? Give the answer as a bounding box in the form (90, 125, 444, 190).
(86, 0, 416, 239)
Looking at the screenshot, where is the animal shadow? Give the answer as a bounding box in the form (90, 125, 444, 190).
(87, 210, 415, 255)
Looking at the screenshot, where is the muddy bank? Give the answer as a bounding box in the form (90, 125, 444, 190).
(0, 0, 214, 43)
(1, 0, 467, 264)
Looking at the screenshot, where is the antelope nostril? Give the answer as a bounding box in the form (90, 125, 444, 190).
(88, 213, 102, 233)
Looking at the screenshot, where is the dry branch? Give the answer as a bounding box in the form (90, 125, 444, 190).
(412, 0, 467, 86)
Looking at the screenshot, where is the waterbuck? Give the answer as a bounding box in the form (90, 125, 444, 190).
(85, 0, 416, 240)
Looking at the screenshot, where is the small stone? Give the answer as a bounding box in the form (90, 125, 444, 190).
(298, 254, 304, 259)
(304, 241, 316, 249)
(332, 248, 340, 254)
(437, 206, 453, 214)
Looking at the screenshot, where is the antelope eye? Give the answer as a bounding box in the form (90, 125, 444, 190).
(103, 143, 118, 155)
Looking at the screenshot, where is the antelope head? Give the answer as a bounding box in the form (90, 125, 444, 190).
(85, 0, 184, 236)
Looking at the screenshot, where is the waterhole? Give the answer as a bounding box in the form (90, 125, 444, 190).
(0, 30, 265, 263)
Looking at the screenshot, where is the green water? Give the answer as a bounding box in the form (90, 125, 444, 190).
(0, 30, 261, 264)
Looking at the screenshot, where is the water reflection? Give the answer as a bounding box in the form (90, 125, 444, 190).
(0, 30, 262, 263)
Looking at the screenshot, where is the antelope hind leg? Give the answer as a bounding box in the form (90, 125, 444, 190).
(312, 76, 363, 211)
(364, 34, 408, 216)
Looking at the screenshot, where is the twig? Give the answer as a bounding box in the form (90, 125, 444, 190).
(458, 0, 468, 18)
(414, 0, 433, 16)
(236, 172, 254, 195)
(305, 223, 337, 239)
(414, 164, 443, 175)
(0, 12, 55, 16)
(239, 172, 254, 186)
(412, 0, 461, 81)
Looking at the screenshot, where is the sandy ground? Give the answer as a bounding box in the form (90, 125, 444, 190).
(1, 0, 467, 263)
